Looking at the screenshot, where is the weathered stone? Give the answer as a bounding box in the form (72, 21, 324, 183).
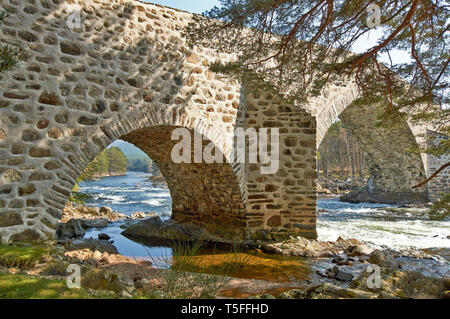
(8, 199, 24, 208)
(48, 127, 63, 139)
(29, 147, 52, 157)
(56, 219, 86, 240)
(18, 184, 36, 196)
(266, 215, 281, 227)
(28, 172, 52, 181)
(78, 116, 98, 125)
(38, 92, 61, 105)
(10, 143, 25, 155)
(10, 229, 41, 242)
(21, 129, 40, 142)
(0, 212, 23, 227)
(60, 42, 82, 55)
(44, 160, 61, 170)
(18, 31, 37, 42)
(36, 118, 49, 129)
(2, 169, 22, 183)
(55, 113, 68, 124)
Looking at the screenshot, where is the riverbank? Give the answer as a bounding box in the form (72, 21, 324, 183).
(1, 235, 448, 299)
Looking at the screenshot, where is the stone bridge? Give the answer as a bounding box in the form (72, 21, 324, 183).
(0, 0, 447, 243)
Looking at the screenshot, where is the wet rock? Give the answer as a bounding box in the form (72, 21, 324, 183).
(326, 266, 354, 281)
(369, 250, 398, 268)
(61, 204, 126, 224)
(81, 219, 109, 229)
(129, 211, 157, 219)
(262, 236, 371, 258)
(263, 236, 338, 258)
(349, 268, 445, 299)
(98, 233, 111, 240)
(332, 256, 353, 266)
(295, 283, 378, 299)
(345, 244, 373, 257)
(56, 219, 85, 240)
(340, 188, 428, 205)
(65, 238, 119, 255)
(121, 216, 213, 242)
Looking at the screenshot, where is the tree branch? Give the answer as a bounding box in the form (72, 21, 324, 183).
(412, 162, 450, 189)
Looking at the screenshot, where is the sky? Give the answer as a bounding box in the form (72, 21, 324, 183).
(142, 0, 219, 14)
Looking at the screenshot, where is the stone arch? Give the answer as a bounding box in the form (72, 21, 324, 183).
(0, 0, 248, 242)
(309, 82, 428, 202)
(1, 102, 246, 243)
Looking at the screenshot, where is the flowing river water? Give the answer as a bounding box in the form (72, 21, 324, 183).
(78, 171, 450, 260)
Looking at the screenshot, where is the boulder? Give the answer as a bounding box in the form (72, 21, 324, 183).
(129, 212, 156, 219)
(345, 244, 373, 257)
(81, 219, 109, 229)
(369, 250, 399, 268)
(262, 237, 339, 257)
(56, 219, 85, 240)
(121, 216, 211, 242)
(340, 188, 429, 205)
(350, 268, 445, 299)
(326, 266, 354, 281)
(98, 233, 111, 240)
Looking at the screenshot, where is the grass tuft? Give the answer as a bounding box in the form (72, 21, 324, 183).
(0, 244, 51, 269)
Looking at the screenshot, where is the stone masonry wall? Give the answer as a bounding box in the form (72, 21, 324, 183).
(427, 131, 450, 202)
(339, 102, 428, 200)
(242, 89, 317, 240)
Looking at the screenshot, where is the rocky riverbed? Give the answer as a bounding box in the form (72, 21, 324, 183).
(53, 204, 450, 299)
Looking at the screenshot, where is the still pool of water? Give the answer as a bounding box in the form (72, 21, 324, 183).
(79, 172, 450, 260)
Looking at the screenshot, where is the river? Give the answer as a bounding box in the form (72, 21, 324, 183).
(78, 172, 450, 259)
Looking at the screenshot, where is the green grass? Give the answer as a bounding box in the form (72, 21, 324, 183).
(0, 244, 51, 269)
(0, 271, 94, 299)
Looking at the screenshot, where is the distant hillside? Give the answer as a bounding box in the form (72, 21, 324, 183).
(108, 140, 150, 161)
(108, 140, 152, 173)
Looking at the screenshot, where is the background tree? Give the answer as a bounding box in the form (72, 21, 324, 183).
(187, 0, 449, 186)
(318, 120, 369, 182)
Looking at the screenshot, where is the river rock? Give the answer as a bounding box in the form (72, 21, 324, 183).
(56, 219, 86, 240)
(121, 216, 212, 242)
(262, 236, 371, 258)
(262, 237, 339, 257)
(369, 250, 399, 268)
(98, 233, 111, 240)
(129, 211, 157, 219)
(81, 219, 110, 229)
(349, 267, 445, 299)
(61, 203, 126, 223)
(345, 244, 373, 257)
(340, 188, 428, 205)
(325, 266, 354, 281)
(65, 238, 119, 255)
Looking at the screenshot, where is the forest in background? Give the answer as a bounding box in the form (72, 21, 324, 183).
(318, 121, 370, 183)
(82, 146, 128, 178)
